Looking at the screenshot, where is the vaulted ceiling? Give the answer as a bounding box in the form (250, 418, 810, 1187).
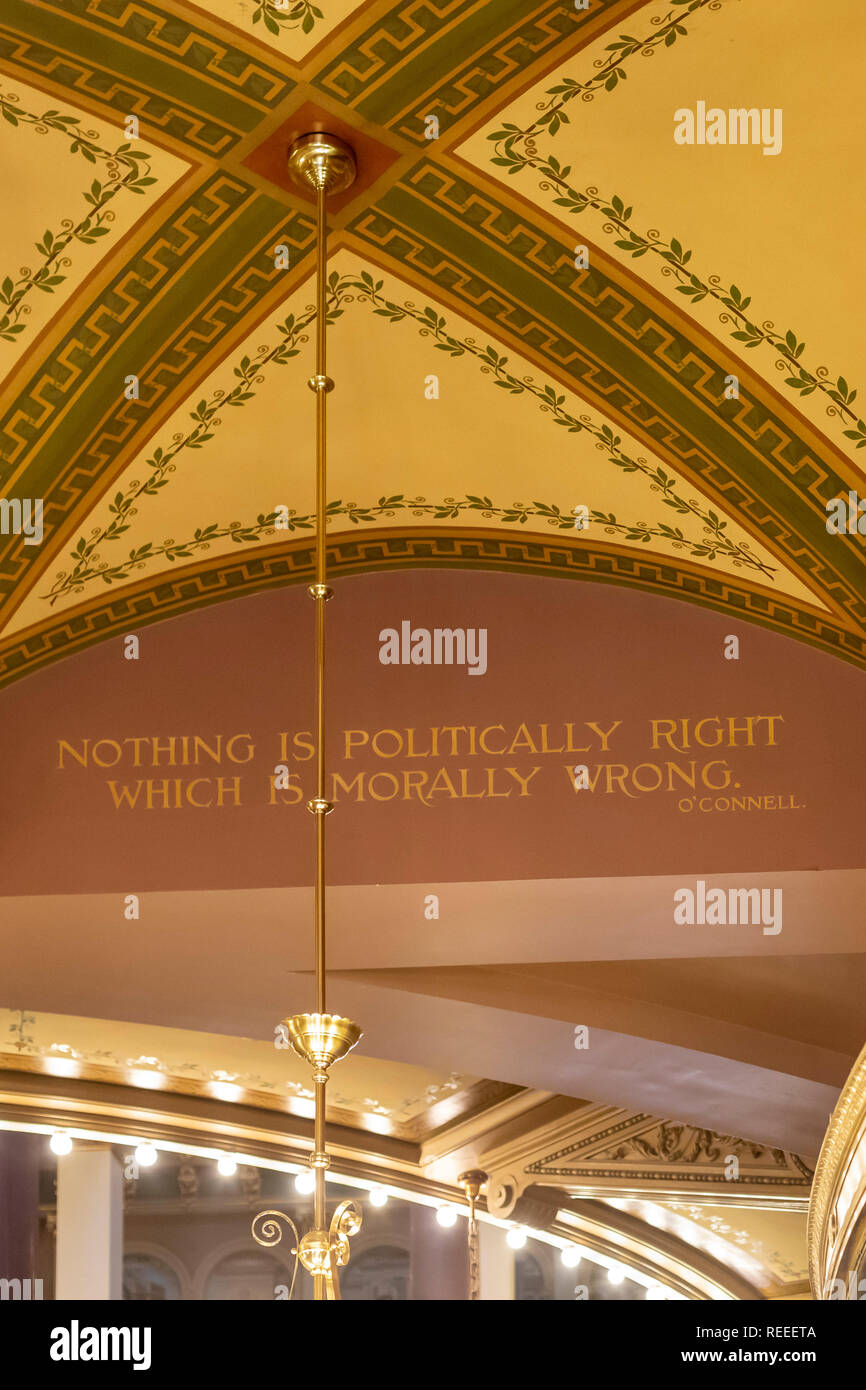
(0, 0, 864, 683)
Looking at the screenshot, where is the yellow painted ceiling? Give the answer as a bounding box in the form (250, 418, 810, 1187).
(7, 249, 819, 639)
(460, 0, 866, 467)
(0, 0, 862, 683)
(0, 74, 188, 377)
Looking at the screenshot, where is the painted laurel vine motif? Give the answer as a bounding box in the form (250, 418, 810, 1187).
(0, 87, 155, 345)
(535, 0, 726, 115)
(44, 271, 774, 605)
(44, 303, 317, 604)
(349, 274, 771, 576)
(246, 0, 322, 38)
(486, 6, 866, 451)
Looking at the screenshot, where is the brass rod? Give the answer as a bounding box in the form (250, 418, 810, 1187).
(315, 810, 325, 1015)
(315, 178, 326, 381)
(314, 176, 327, 586)
(314, 177, 327, 1015)
(259, 133, 358, 1303)
(313, 176, 327, 1303)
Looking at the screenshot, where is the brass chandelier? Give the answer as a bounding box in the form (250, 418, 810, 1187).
(252, 133, 363, 1301)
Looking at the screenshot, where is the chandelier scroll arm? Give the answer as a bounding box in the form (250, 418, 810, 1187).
(251, 1208, 302, 1301)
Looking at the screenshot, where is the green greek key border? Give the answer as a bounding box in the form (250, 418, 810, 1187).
(312, 0, 584, 125)
(0, 0, 295, 156)
(2, 527, 863, 692)
(0, 178, 312, 604)
(348, 167, 866, 625)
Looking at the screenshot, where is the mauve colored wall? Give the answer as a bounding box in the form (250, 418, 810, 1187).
(0, 568, 862, 894)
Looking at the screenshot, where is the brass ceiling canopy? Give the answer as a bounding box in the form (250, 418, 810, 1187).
(252, 132, 362, 1302)
(286, 132, 357, 195)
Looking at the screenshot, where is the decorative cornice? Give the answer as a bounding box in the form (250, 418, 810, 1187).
(808, 1040, 866, 1297)
(528, 1116, 812, 1189)
(0, 1065, 421, 1173)
(481, 1102, 814, 1218)
(0, 1047, 516, 1147)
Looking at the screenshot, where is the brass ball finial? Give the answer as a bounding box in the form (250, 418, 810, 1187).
(286, 133, 357, 195)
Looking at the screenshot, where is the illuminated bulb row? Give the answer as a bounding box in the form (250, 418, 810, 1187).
(49, 1133, 236, 1176)
(46, 1133, 663, 1295)
(433, 1206, 663, 1294)
(52, 1135, 392, 1207)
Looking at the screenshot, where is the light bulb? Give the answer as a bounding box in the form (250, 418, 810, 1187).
(369, 1186, 389, 1207)
(561, 1246, 581, 1268)
(49, 1132, 73, 1156)
(294, 1170, 315, 1194)
(608, 1265, 625, 1285)
(210, 1081, 243, 1103)
(436, 1205, 458, 1228)
(217, 1154, 237, 1177)
(506, 1226, 528, 1250)
(134, 1142, 157, 1168)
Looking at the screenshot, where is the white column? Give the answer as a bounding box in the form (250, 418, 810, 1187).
(56, 1144, 123, 1300)
(479, 1221, 514, 1300)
